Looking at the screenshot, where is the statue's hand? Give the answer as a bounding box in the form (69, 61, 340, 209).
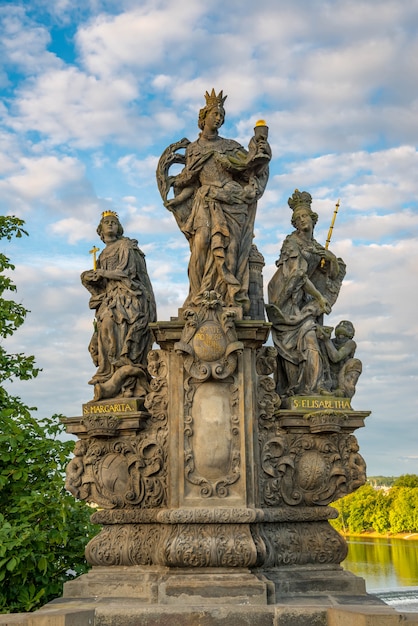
(165, 186, 194, 210)
(255, 139, 269, 154)
(165, 197, 180, 210)
(318, 249, 339, 277)
(316, 325, 333, 340)
(318, 296, 331, 314)
(324, 249, 337, 263)
(81, 269, 106, 283)
(81, 270, 96, 283)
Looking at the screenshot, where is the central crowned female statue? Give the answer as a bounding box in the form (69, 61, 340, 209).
(157, 89, 272, 316)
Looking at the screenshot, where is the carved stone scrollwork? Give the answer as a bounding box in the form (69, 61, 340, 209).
(65, 350, 170, 511)
(305, 410, 348, 434)
(82, 414, 121, 437)
(260, 432, 349, 507)
(259, 521, 348, 567)
(256, 346, 278, 377)
(86, 521, 265, 568)
(255, 346, 281, 427)
(65, 433, 167, 509)
(145, 350, 168, 424)
(164, 523, 260, 568)
(156, 507, 261, 524)
(175, 292, 244, 380)
(256, 391, 368, 511)
(257, 377, 281, 426)
(85, 523, 164, 566)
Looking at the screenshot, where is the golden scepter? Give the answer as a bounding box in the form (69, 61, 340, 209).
(321, 199, 340, 267)
(89, 246, 100, 270)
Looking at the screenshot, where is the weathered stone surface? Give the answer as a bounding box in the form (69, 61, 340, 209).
(260, 565, 366, 599)
(81, 212, 156, 403)
(267, 191, 363, 402)
(21, 598, 418, 626)
(258, 415, 368, 508)
(157, 90, 271, 317)
(327, 604, 412, 626)
(157, 570, 268, 605)
(0, 607, 95, 626)
(63, 411, 166, 511)
(259, 522, 348, 568)
(91, 603, 279, 626)
(63, 566, 162, 602)
(63, 306, 369, 578)
(0, 615, 28, 625)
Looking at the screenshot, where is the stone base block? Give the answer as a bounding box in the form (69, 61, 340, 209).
(158, 569, 269, 605)
(0, 616, 28, 626)
(0, 607, 94, 626)
(24, 597, 418, 626)
(63, 566, 270, 606)
(42, 601, 280, 626)
(259, 565, 367, 600)
(63, 566, 163, 603)
(327, 604, 418, 626)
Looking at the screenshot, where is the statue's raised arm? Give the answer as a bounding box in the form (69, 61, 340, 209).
(157, 89, 271, 317)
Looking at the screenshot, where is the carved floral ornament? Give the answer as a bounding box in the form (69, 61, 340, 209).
(260, 430, 366, 508)
(82, 414, 121, 437)
(174, 292, 243, 380)
(65, 433, 167, 510)
(305, 409, 348, 433)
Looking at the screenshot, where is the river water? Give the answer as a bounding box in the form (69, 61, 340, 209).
(343, 536, 418, 612)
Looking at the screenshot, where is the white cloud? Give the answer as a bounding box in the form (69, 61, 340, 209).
(49, 217, 97, 244)
(117, 154, 159, 184)
(0, 155, 84, 200)
(124, 207, 180, 236)
(8, 68, 140, 147)
(0, 6, 61, 74)
(75, 3, 207, 79)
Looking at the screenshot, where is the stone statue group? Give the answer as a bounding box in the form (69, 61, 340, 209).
(81, 89, 362, 405)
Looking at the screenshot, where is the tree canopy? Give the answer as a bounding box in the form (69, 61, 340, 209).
(0, 216, 96, 613)
(331, 477, 418, 535)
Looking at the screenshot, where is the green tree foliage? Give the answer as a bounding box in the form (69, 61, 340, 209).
(331, 477, 418, 536)
(0, 217, 97, 613)
(369, 490, 393, 534)
(0, 216, 38, 392)
(388, 487, 418, 534)
(337, 484, 377, 533)
(393, 474, 418, 488)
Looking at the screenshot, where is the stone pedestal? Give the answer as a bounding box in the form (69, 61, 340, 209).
(63, 300, 370, 604)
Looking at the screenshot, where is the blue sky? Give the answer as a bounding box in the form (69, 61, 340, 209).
(1, 0, 418, 476)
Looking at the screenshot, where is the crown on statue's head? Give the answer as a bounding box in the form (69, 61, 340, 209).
(101, 210, 119, 219)
(288, 189, 312, 212)
(204, 88, 227, 109)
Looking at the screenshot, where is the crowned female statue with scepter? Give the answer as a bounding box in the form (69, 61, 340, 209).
(266, 190, 346, 398)
(81, 211, 157, 402)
